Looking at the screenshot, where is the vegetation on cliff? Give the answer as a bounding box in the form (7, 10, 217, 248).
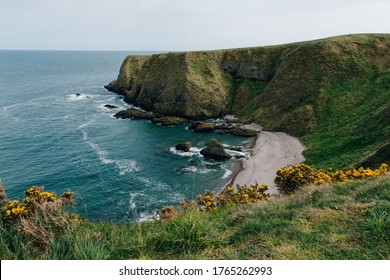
(106, 34, 390, 169)
(1, 167, 388, 260)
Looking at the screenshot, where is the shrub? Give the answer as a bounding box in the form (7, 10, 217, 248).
(275, 163, 388, 194)
(197, 184, 270, 211)
(0, 185, 77, 250)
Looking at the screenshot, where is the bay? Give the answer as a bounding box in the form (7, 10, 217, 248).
(0, 50, 246, 222)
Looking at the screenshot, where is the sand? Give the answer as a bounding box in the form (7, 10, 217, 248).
(229, 131, 305, 195)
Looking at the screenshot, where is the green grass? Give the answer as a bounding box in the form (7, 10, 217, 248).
(1, 175, 389, 260)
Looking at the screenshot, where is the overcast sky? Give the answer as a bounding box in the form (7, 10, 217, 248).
(0, 0, 389, 51)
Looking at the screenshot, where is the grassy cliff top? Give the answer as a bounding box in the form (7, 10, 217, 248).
(1, 175, 389, 259)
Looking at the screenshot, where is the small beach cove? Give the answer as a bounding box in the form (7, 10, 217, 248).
(226, 129, 305, 195)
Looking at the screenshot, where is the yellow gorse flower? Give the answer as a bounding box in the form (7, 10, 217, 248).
(276, 163, 388, 194)
(1, 186, 75, 223)
(197, 184, 270, 211)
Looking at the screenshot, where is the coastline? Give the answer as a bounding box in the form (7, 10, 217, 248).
(219, 135, 257, 193)
(221, 131, 305, 195)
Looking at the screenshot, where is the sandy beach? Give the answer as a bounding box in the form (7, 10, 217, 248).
(229, 131, 305, 195)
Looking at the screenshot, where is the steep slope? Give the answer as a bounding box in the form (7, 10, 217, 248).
(106, 34, 390, 168)
(106, 51, 232, 118)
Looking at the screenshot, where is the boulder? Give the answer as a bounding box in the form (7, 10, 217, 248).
(189, 121, 216, 132)
(151, 116, 187, 126)
(175, 142, 192, 152)
(200, 139, 231, 160)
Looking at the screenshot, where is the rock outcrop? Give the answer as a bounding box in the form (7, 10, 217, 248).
(114, 108, 151, 119)
(114, 108, 186, 126)
(189, 121, 260, 137)
(200, 139, 231, 160)
(175, 142, 192, 152)
(188, 121, 216, 132)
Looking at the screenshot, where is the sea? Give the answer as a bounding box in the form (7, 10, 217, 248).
(0, 50, 248, 222)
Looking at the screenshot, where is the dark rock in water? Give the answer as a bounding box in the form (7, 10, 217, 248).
(114, 108, 152, 119)
(114, 108, 186, 126)
(151, 116, 186, 126)
(189, 121, 216, 132)
(200, 139, 231, 160)
(104, 104, 119, 109)
(175, 142, 192, 152)
(188, 121, 202, 130)
(74, 93, 91, 99)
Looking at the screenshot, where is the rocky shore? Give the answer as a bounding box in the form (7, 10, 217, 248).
(113, 106, 302, 195)
(114, 108, 187, 126)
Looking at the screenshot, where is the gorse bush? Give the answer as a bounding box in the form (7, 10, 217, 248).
(275, 163, 388, 194)
(0, 185, 77, 250)
(197, 184, 270, 211)
(1, 186, 74, 223)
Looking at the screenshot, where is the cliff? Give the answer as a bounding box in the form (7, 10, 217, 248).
(107, 34, 390, 168)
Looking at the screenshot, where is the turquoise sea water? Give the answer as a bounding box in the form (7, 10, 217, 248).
(0, 50, 247, 222)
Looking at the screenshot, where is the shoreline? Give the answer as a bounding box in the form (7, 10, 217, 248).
(219, 135, 257, 194)
(220, 131, 305, 195)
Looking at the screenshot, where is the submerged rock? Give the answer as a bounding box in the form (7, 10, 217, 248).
(175, 142, 192, 152)
(104, 104, 118, 109)
(200, 139, 231, 160)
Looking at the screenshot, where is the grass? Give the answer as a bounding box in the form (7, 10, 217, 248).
(1, 175, 389, 260)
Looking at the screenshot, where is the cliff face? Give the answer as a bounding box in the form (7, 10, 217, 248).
(107, 34, 389, 121)
(107, 34, 390, 168)
(106, 52, 232, 118)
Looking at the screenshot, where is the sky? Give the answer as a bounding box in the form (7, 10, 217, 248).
(0, 0, 389, 51)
